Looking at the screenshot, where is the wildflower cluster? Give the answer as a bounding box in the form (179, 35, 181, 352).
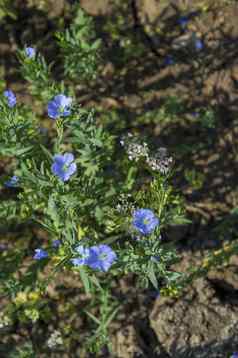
(146, 147, 173, 174)
(0, 61, 182, 296)
(120, 133, 173, 174)
(1, 3, 238, 357)
(115, 193, 135, 213)
(47, 330, 63, 349)
(120, 133, 149, 161)
(0, 6, 188, 353)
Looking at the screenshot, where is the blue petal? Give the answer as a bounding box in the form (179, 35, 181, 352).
(4, 90, 16, 108)
(63, 153, 74, 165)
(25, 47, 36, 58)
(71, 258, 85, 266)
(53, 154, 65, 165)
(48, 102, 59, 119)
(67, 163, 77, 176)
(54, 94, 72, 108)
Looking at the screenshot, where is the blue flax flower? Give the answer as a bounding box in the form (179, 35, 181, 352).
(33, 248, 48, 260)
(51, 153, 77, 182)
(194, 38, 203, 51)
(5, 175, 19, 188)
(71, 245, 90, 266)
(25, 47, 36, 59)
(132, 209, 159, 235)
(52, 239, 61, 248)
(178, 16, 189, 29)
(231, 354, 238, 358)
(47, 94, 72, 119)
(191, 111, 199, 117)
(164, 55, 174, 66)
(151, 255, 160, 263)
(87, 244, 117, 272)
(4, 90, 16, 108)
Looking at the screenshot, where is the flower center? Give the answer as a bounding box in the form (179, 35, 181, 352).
(62, 163, 69, 172)
(143, 218, 149, 225)
(99, 253, 108, 261)
(59, 103, 68, 114)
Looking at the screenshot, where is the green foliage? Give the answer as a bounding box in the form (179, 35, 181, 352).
(85, 281, 119, 353)
(177, 239, 238, 293)
(9, 342, 35, 358)
(0, 31, 186, 356)
(56, 6, 101, 82)
(102, 0, 145, 63)
(18, 49, 58, 101)
(0, 34, 185, 349)
(184, 168, 205, 190)
(0, 0, 16, 21)
(197, 107, 216, 128)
